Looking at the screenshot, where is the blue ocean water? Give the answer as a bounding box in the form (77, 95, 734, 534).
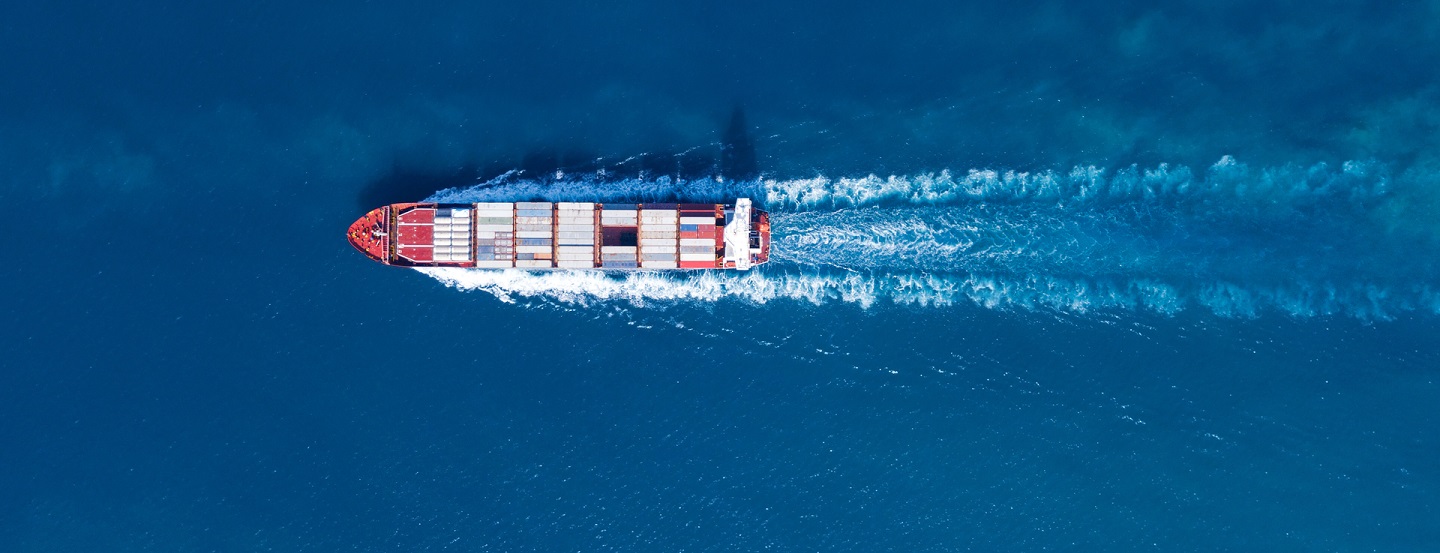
(3, 2, 1439, 551)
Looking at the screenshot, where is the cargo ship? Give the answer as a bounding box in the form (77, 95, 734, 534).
(348, 199, 770, 270)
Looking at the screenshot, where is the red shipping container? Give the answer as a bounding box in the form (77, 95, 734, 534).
(398, 208, 434, 224)
(399, 247, 433, 262)
(397, 225, 433, 244)
(679, 260, 716, 269)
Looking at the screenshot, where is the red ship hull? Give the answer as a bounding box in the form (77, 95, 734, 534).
(348, 200, 770, 270)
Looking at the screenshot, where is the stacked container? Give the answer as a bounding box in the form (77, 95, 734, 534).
(599, 204, 639, 269)
(638, 204, 679, 269)
(473, 202, 515, 268)
(678, 205, 718, 269)
(513, 202, 554, 268)
(432, 207, 473, 263)
(556, 202, 596, 268)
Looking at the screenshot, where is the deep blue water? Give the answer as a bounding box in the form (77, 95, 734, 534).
(3, 2, 1439, 551)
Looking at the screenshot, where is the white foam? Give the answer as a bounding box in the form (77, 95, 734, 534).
(416, 157, 1430, 320)
(427, 157, 1389, 212)
(416, 268, 1438, 320)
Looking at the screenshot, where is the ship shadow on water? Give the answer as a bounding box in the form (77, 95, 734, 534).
(354, 106, 759, 213)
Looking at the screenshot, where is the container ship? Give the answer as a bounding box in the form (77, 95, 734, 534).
(348, 198, 770, 270)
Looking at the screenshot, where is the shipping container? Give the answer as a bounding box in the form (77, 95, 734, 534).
(474, 260, 515, 268)
(600, 246, 638, 253)
(515, 260, 554, 268)
(640, 261, 678, 269)
(515, 231, 551, 238)
(641, 253, 678, 261)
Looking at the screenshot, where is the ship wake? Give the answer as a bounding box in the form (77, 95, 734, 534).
(420, 157, 1440, 319)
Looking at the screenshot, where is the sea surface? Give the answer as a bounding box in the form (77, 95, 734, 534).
(3, 2, 1439, 551)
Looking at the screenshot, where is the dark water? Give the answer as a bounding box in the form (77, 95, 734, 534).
(4, 2, 1439, 551)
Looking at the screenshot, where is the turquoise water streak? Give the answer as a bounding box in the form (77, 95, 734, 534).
(3, 1, 1439, 551)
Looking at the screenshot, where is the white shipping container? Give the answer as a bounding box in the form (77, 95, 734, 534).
(515, 217, 552, 224)
(641, 231, 678, 239)
(600, 246, 638, 253)
(680, 238, 714, 246)
(640, 261, 678, 269)
(557, 260, 596, 268)
(557, 224, 594, 232)
(680, 253, 715, 261)
(474, 260, 515, 268)
(557, 254, 593, 261)
(515, 260, 554, 268)
(557, 245, 595, 252)
(680, 216, 716, 225)
(474, 202, 513, 209)
(515, 245, 552, 253)
(640, 237, 676, 246)
(557, 231, 594, 240)
(680, 246, 713, 254)
(474, 224, 513, 232)
(515, 231, 552, 239)
(557, 202, 595, 210)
